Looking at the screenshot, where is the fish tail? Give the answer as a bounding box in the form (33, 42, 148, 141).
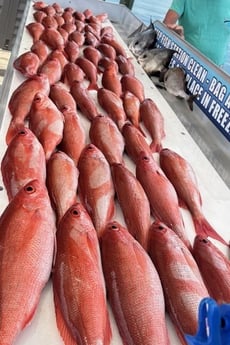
(193, 216, 229, 247)
(87, 82, 99, 91)
(136, 124, 146, 137)
(150, 140, 162, 153)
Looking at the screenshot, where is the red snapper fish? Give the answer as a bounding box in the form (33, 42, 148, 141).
(49, 82, 77, 112)
(148, 221, 209, 345)
(136, 151, 191, 249)
(78, 144, 115, 238)
(97, 87, 126, 130)
(101, 221, 170, 345)
(7, 73, 50, 144)
(58, 106, 86, 166)
(76, 56, 98, 90)
(159, 147, 228, 246)
(121, 74, 145, 102)
(38, 57, 62, 85)
(1, 127, 46, 201)
(46, 151, 79, 224)
(193, 235, 230, 303)
(89, 114, 125, 165)
(53, 202, 112, 345)
(111, 163, 151, 249)
(31, 40, 50, 66)
(0, 179, 56, 345)
(140, 98, 166, 152)
(13, 51, 40, 77)
(29, 92, 64, 160)
(101, 63, 122, 97)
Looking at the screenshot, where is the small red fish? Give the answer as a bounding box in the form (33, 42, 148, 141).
(97, 43, 117, 60)
(101, 34, 127, 57)
(64, 40, 80, 62)
(53, 202, 112, 345)
(13, 51, 40, 77)
(111, 163, 151, 249)
(148, 221, 209, 345)
(122, 122, 152, 164)
(31, 40, 49, 65)
(89, 114, 125, 164)
(140, 98, 165, 152)
(59, 106, 86, 166)
(1, 128, 46, 201)
(46, 151, 79, 223)
(26, 22, 45, 42)
(101, 63, 122, 97)
(116, 55, 135, 76)
(101, 221, 170, 345)
(76, 56, 98, 90)
(78, 144, 115, 238)
(29, 92, 64, 160)
(97, 88, 126, 130)
(159, 148, 228, 246)
(69, 31, 85, 47)
(70, 81, 99, 121)
(42, 15, 58, 29)
(49, 82, 77, 112)
(136, 151, 191, 249)
(63, 62, 85, 87)
(122, 91, 145, 135)
(121, 74, 145, 102)
(193, 235, 230, 303)
(38, 57, 62, 85)
(40, 27, 65, 50)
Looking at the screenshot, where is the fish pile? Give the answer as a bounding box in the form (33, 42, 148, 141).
(0, 1, 229, 344)
(128, 22, 196, 110)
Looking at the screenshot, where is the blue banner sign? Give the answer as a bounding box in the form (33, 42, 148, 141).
(154, 21, 230, 142)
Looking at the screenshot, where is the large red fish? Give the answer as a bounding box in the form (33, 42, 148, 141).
(29, 92, 64, 160)
(136, 151, 191, 249)
(148, 221, 209, 345)
(97, 88, 126, 130)
(101, 221, 170, 345)
(193, 235, 230, 303)
(89, 114, 125, 165)
(1, 127, 46, 201)
(7, 73, 50, 144)
(58, 106, 86, 166)
(140, 98, 165, 152)
(111, 163, 151, 249)
(159, 148, 228, 246)
(78, 144, 115, 238)
(46, 151, 79, 224)
(0, 179, 56, 344)
(53, 202, 112, 345)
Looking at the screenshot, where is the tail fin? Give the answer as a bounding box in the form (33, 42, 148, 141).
(187, 94, 197, 111)
(150, 141, 162, 153)
(193, 216, 229, 247)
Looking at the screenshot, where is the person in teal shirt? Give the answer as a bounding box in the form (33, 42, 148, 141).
(163, 0, 230, 67)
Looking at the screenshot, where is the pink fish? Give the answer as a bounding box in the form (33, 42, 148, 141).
(122, 91, 145, 135)
(193, 235, 230, 303)
(59, 106, 86, 166)
(64, 40, 80, 63)
(42, 15, 58, 29)
(40, 27, 65, 50)
(69, 31, 85, 47)
(140, 98, 165, 152)
(13, 51, 40, 77)
(101, 221, 170, 345)
(0, 179, 56, 344)
(29, 92, 64, 160)
(159, 148, 228, 246)
(111, 163, 151, 249)
(7, 73, 50, 144)
(97, 87, 126, 130)
(38, 57, 62, 85)
(26, 22, 45, 42)
(31, 40, 49, 65)
(76, 56, 98, 90)
(63, 62, 85, 87)
(49, 82, 77, 112)
(53, 202, 112, 345)
(97, 43, 117, 60)
(116, 55, 135, 76)
(101, 63, 122, 97)
(121, 74, 145, 102)
(70, 81, 99, 121)
(78, 144, 115, 238)
(83, 46, 102, 67)
(1, 127, 46, 201)
(46, 151, 79, 223)
(101, 34, 127, 57)
(48, 49, 69, 70)
(136, 151, 191, 249)
(89, 114, 125, 164)
(148, 221, 209, 344)
(122, 122, 152, 164)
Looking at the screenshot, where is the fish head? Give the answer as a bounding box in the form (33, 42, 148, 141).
(138, 48, 177, 75)
(129, 27, 157, 57)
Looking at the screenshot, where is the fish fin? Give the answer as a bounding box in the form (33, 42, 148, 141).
(128, 23, 145, 38)
(134, 124, 146, 137)
(53, 290, 77, 345)
(6, 119, 25, 145)
(187, 94, 197, 111)
(88, 82, 99, 91)
(178, 197, 189, 209)
(193, 216, 229, 247)
(150, 141, 162, 153)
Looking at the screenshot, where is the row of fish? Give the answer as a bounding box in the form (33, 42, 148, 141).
(128, 22, 196, 110)
(0, 1, 229, 345)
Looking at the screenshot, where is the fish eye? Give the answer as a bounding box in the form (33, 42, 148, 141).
(134, 41, 139, 46)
